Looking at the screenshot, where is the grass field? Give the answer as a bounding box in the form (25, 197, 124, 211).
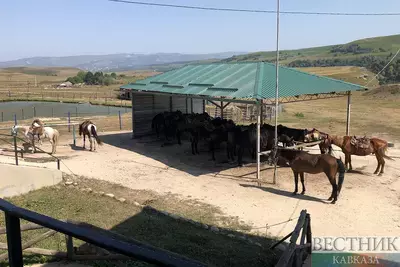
(222, 34, 400, 64)
(0, 177, 281, 267)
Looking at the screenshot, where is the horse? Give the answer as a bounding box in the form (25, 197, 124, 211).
(318, 134, 394, 175)
(12, 125, 59, 154)
(79, 120, 102, 151)
(272, 148, 346, 204)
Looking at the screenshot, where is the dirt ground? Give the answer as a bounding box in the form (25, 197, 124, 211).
(0, 131, 399, 239)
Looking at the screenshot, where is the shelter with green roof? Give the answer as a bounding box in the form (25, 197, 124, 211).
(120, 62, 366, 182)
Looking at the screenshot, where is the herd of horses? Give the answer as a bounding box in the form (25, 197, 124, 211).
(12, 119, 102, 154)
(152, 110, 394, 204)
(8, 111, 393, 205)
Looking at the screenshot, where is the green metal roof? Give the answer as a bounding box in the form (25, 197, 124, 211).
(120, 62, 366, 101)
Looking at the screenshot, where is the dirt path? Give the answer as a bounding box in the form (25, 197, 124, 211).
(1, 131, 399, 238)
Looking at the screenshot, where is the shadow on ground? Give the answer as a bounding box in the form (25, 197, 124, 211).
(100, 132, 273, 178)
(240, 184, 328, 204)
(17, 207, 282, 267)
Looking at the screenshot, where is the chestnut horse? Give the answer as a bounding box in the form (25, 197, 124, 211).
(317, 134, 393, 175)
(273, 148, 345, 204)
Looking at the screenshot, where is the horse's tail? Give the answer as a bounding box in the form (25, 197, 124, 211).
(79, 123, 83, 136)
(381, 143, 395, 161)
(336, 157, 345, 195)
(90, 125, 103, 145)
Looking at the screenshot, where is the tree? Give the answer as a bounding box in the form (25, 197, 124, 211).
(111, 72, 117, 79)
(84, 71, 95, 85)
(94, 72, 104, 85)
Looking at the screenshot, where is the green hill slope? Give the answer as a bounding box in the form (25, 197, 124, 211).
(222, 34, 400, 64)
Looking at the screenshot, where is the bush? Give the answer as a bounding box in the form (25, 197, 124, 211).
(294, 112, 304, 118)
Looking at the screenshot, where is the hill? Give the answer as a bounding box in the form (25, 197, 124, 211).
(0, 67, 81, 87)
(221, 34, 400, 64)
(0, 52, 247, 72)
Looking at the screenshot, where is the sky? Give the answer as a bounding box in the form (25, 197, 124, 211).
(0, 0, 399, 61)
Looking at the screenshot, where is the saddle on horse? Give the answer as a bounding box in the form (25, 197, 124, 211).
(350, 135, 370, 149)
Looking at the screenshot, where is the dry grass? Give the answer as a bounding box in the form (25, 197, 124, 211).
(0, 177, 280, 267)
(297, 66, 379, 87)
(277, 90, 400, 141)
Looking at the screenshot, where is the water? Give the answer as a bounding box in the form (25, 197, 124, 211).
(0, 101, 130, 122)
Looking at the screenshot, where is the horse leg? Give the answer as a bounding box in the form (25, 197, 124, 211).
(348, 154, 353, 171)
(292, 171, 299, 195)
(83, 134, 86, 149)
(31, 139, 35, 154)
(238, 145, 244, 167)
(300, 173, 306, 195)
(89, 137, 93, 151)
(378, 152, 385, 175)
(210, 140, 216, 161)
(327, 174, 338, 204)
(373, 153, 381, 175)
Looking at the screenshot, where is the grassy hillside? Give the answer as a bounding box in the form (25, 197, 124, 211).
(222, 34, 400, 64)
(0, 67, 81, 87)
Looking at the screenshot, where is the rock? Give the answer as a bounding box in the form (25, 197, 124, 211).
(239, 235, 246, 240)
(105, 193, 115, 198)
(65, 181, 73, 186)
(255, 242, 262, 247)
(117, 198, 126, 203)
(133, 201, 142, 207)
(86, 188, 93, 193)
(202, 224, 209, 229)
(73, 182, 78, 186)
(227, 234, 235, 238)
(99, 191, 105, 196)
(210, 226, 219, 232)
(170, 214, 180, 220)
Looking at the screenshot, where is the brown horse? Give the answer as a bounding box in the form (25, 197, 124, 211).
(318, 135, 394, 175)
(273, 148, 345, 204)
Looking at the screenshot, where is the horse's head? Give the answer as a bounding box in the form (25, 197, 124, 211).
(318, 137, 332, 154)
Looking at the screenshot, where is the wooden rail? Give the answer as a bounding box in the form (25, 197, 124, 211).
(271, 210, 312, 267)
(0, 198, 206, 266)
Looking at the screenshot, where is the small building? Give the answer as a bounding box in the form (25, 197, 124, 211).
(57, 81, 73, 88)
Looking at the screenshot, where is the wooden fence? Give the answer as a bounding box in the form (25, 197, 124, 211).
(205, 103, 283, 122)
(271, 210, 312, 267)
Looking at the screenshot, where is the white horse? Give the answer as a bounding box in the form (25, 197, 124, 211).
(12, 125, 60, 154)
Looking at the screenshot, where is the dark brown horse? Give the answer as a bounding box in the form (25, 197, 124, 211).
(273, 148, 346, 204)
(317, 134, 394, 175)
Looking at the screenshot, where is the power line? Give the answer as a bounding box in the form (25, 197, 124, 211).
(365, 48, 400, 86)
(109, 0, 400, 16)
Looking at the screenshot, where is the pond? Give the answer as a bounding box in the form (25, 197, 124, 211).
(0, 101, 131, 122)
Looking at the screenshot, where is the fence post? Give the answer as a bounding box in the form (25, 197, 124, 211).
(72, 125, 76, 146)
(75, 106, 78, 117)
(13, 134, 19, 166)
(14, 114, 17, 125)
(57, 159, 60, 170)
(1, 112, 3, 122)
(33, 106, 36, 117)
(119, 111, 122, 130)
(5, 213, 23, 267)
(68, 112, 71, 132)
(21, 109, 24, 120)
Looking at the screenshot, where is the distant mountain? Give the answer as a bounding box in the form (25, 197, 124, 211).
(0, 52, 247, 71)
